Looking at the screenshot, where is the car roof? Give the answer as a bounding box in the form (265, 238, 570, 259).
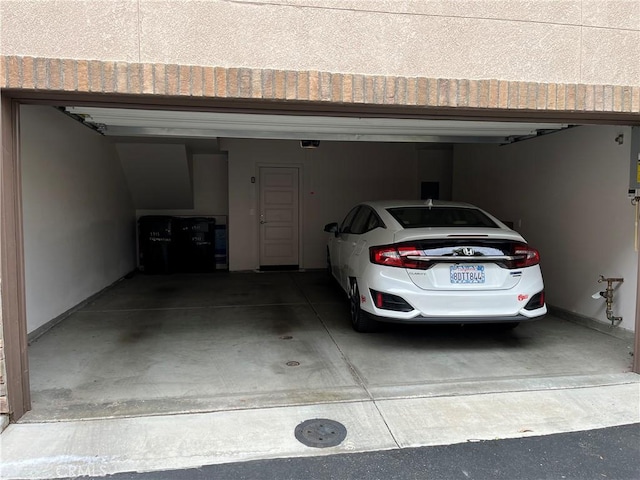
(362, 199, 478, 210)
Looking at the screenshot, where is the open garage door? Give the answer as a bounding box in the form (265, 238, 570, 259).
(64, 106, 571, 144)
(2, 100, 639, 426)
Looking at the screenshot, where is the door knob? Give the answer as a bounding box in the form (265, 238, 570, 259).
(260, 220, 267, 224)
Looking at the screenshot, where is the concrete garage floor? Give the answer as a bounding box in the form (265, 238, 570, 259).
(2, 272, 639, 479)
(24, 271, 635, 421)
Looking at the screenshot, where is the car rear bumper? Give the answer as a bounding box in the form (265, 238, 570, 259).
(362, 311, 545, 325)
(359, 264, 546, 321)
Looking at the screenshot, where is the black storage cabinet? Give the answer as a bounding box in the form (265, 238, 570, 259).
(174, 217, 217, 273)
(214, 223, 227, 269)
(138, 216, 174, 274)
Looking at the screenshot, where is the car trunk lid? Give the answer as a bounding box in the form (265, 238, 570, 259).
(392, 228, 529, 291)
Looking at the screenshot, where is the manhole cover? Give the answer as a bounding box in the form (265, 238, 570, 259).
(294, 418, 347, 448)
(279, 335, 293, 340)
(286, 361, 300, 367)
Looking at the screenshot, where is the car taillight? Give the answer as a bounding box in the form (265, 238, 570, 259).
(369, 245, 429, 269)
(511, 243, 540, 268)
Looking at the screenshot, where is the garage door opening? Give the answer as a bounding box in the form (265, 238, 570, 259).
(11, 104, 640, 422)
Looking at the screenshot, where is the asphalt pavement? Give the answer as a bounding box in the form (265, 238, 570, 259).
(80, 424, 639, 480)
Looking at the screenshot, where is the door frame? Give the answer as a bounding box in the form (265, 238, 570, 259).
(1, 96, 30, 420)
(256, 163, 303, 270)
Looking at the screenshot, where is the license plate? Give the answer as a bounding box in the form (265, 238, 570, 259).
(450, 265, 485, 284)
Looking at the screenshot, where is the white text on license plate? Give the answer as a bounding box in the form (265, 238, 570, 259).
(450, 265, 485, 284)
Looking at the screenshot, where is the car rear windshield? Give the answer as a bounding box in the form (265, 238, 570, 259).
(387, 207, 499, 229)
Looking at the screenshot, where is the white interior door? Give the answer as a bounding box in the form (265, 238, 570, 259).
(259, 167, 299, 268)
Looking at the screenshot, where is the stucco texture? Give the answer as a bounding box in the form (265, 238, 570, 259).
(1, 0, 639, 86)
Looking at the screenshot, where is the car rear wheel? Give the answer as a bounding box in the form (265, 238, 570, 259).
(350, 281, 378, 333)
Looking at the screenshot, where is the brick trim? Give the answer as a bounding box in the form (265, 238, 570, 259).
(1, 55, 639, 114)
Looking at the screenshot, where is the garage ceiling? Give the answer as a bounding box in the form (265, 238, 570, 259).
(64, 106, 571, 144)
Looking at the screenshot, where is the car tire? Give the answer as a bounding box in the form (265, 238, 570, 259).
(350, 281, 378, 333)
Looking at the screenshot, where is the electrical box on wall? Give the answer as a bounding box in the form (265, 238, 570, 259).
(628, 126, 640, 198)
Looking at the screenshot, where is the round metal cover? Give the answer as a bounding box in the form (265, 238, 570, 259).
(294, 418, 347, 448)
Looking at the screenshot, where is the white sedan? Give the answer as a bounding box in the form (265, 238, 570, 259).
(324, 200, 546, 332)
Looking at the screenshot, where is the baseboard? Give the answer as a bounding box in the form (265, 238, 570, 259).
(27, 269, 137, 344)
(548, 305, 635, 341)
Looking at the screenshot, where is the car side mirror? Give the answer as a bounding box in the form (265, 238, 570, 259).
(324, 222, 338, 234)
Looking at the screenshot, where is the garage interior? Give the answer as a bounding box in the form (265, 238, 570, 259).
(19, 104, 637, 422)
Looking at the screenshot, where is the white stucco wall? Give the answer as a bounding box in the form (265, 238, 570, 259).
(136, 153, 228, 217)
(20, 106, 136, 334)
(223, 139, 427, 271)
(452, 125, 637, 332)
(1, 0, 638, 86)
(116, 143, 194, 210)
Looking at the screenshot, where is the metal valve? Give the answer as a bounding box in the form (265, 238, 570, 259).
(595, 275, 624, 326)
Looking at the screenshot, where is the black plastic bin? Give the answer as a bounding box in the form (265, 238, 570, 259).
(138, 216, 174, 274)
(214, 224, 228, 269)
(174, 217, 217, 273)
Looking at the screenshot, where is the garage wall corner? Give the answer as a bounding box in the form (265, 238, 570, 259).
(20, 106, 137, 334)
(452, 125, 637, 332)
